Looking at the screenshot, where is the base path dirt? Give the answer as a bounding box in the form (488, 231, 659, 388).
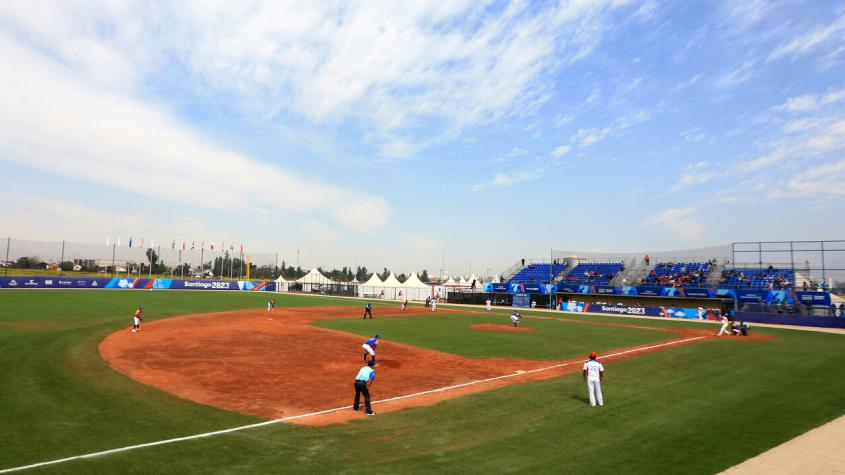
(99, 306, 765, 426)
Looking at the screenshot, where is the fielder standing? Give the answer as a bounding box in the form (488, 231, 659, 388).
(353, 360, 376, 416)
(363, 303, 373, 319)
(582, 351, 604, 406)
(486, 299, 492, 311)
(132, 305, 143, 333)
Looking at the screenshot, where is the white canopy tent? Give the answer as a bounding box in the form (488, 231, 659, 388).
(296, 268, 334, 292)
(381, 272, 404, 299)
(358, 274, 385, 298)
(401, 272, 432, 301)
(274, 275, 290, 292)
(457, 276, 470, 287)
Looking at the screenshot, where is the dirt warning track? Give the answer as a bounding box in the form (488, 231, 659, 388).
(99, 306, 765, 425)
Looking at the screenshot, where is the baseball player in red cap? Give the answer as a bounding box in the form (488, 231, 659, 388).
(582, 351, 604, 406)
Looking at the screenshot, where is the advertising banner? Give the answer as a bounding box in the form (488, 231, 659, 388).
(0, 276, 112, 288)
(636, 286, 662, 296)
(491, 283, 510, 293)
(735, 290, 767, 303)
(683, 288, 713, 298)
(595, 286, 619, 295)
(793, 291, 832, 306)
(561, 301, 719, 320)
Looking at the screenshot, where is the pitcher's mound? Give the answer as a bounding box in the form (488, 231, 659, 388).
(470, 324, 535, 333)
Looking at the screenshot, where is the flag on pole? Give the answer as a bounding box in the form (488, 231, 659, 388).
(150, 239, 155, 249)
(106, 236, 110, 247)
(118, 237, 122, 247)
(171, 240, 175, 250)
(140, 238, 144, 248)
(201, 241, 205, 250)
(182, 242, 186, 251)
(129, 237, 133, 248)
(211, 243, 215, 252)
(191, 241, 195, 250)
(240, 243, 244, 254)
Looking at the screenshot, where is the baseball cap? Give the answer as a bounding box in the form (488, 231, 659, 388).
(367, 360, 375, 367)
(589, 351, 597, 359)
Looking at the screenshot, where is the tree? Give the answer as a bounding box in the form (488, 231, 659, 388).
(146, 248, 158, 271)
(420, 269, 429, 282)
(15, 256, 39, 269)
(379, 267, 390, 280)
(60, 261, 74, 272)
(397, 273, 407, 283)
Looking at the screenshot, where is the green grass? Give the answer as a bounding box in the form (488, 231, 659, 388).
(1, 290, 843, 474)
(313, 312, 672, 360)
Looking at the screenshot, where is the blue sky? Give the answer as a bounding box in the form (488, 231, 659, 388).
(1, 0, 844, 276)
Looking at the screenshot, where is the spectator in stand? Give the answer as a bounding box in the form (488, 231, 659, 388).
(644, 255, 650, 266)
(839, 302, 845, 317)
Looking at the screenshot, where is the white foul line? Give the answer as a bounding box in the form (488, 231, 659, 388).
(0, 335, 705, 473)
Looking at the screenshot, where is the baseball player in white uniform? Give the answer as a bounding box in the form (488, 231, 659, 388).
(510, 311, 521, 327)
(582, 351, 604, 406)
(718, 315, 730, 336)
(486, 299, 492, 311)
(697, 306, 704, 320)
(431, 297, 437, 312)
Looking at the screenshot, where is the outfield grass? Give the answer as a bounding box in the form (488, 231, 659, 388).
(1, 290, 843, 474)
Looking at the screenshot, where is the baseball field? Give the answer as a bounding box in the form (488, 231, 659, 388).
(1, 290, 843, 474)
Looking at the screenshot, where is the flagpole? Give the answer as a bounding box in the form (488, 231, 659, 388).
(59, 240, 65, 277)
(111, 243, 116, 278)
(179, 250, 183, 279)
(5, 237, 10, 276)
(200, 248, 205, 279)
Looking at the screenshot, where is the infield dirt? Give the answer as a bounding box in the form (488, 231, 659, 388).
(99, 306, 768, 426)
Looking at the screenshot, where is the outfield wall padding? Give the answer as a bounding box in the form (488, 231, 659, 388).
(734, 312, 845, 328)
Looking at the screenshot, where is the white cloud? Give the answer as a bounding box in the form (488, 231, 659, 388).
(471, 168, 544, 191)
(715, 60, 756, 88)
(551, 145, 571, 158)
(680, 127, 707, 142)
(672, 161, 717, 192)
(645, 206, 704, 240)
(671, 73, 702, 94)
(777, 95, 819, 112)
(767, 14, 845, 62)
(776, 88, 845, 113)
(569, 111, 650, 147)
(0, 34, 390, 232)
(0, 1, 634, 160)
(770, 158, 845, 199)
(571, 127, 611, 146)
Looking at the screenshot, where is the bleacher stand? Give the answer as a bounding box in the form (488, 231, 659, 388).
(643, 261, 711, 287)
(508, 263, 567, 285)
(564, 262, 624, 285)
(719, 266, 794, 290)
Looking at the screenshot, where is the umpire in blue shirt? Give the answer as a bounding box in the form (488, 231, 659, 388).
(353, 359, 376, 416)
